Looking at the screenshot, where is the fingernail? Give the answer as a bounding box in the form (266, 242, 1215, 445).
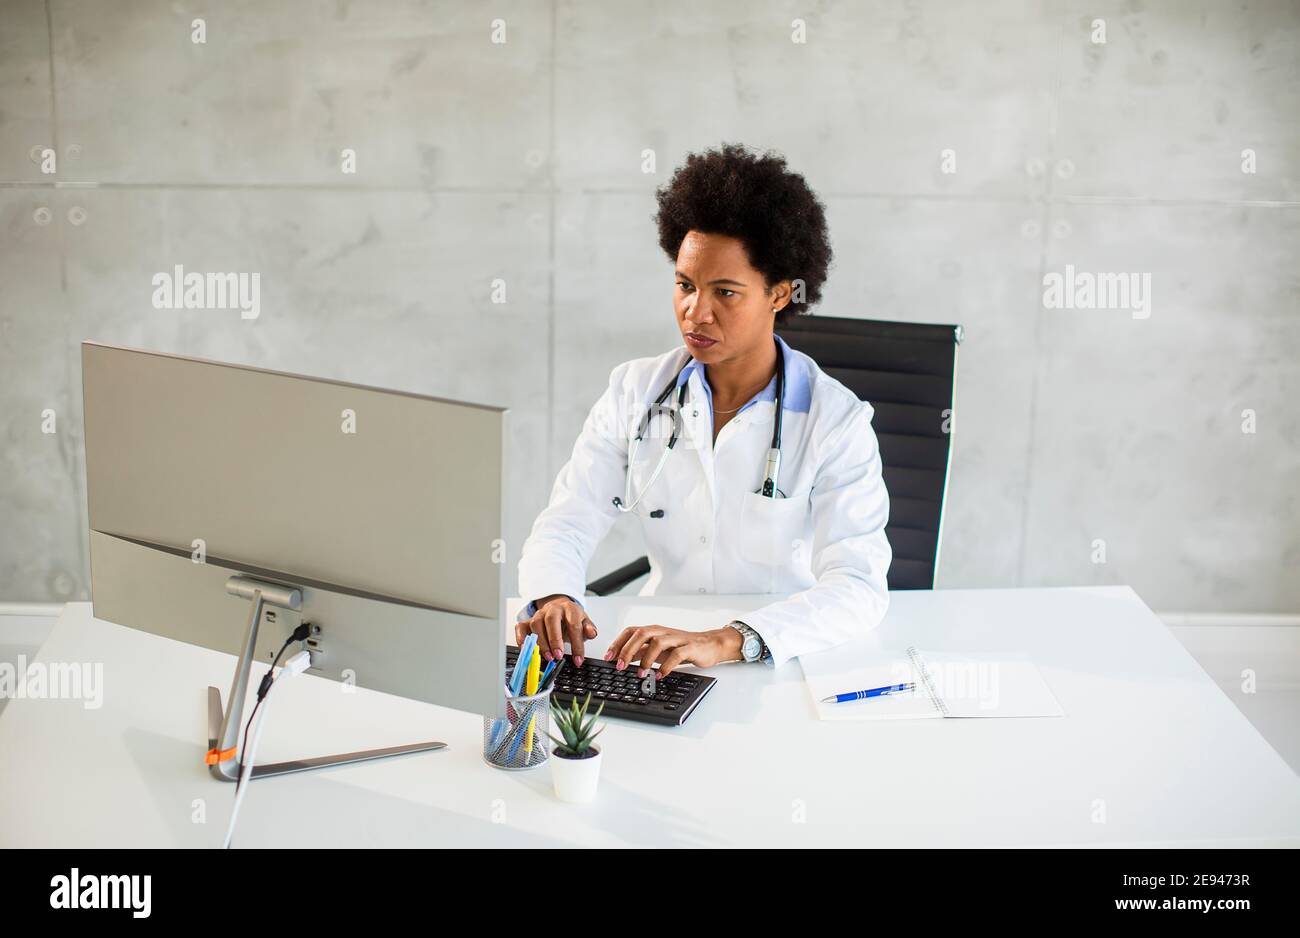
(603, 649, 613, 660)
(637, 668, 647, 678)
(541, 651, 552, 662)
(553, 647, 564, 659)
(574, 656, 584, 667)
(616, 659, 625, 670)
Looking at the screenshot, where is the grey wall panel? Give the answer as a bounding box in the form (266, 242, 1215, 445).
(0, 0, 1295, 613)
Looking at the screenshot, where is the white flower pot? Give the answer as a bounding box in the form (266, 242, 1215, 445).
(550, 746, 602, 803)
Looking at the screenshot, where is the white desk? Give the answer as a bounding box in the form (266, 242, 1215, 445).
(2, 588, 1298, 847)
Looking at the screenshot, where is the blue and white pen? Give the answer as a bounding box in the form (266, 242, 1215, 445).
(821, 682, 916, 703)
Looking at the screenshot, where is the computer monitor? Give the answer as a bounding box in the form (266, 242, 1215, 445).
(81, 341, 508, 780)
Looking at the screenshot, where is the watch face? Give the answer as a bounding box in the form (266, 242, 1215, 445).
(742, 635, 762, 660)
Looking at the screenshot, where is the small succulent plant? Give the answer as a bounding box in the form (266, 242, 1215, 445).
(549, 692, 605, 759)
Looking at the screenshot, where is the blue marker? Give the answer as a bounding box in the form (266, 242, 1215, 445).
(820, 682, 916, 703)
(510, 634, 537, 696)
(504, 701, 537, 764)
(488, 684, 515, 749)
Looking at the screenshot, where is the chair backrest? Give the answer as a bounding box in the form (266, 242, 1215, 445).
(778, 315, 961, 590)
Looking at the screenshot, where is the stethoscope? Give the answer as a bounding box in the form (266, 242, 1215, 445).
(613, 338, 785, 516)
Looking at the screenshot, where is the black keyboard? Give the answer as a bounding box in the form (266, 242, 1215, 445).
(505, 646, 716, 727)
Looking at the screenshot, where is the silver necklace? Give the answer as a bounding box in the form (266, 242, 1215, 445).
(712, 374, 774, 415)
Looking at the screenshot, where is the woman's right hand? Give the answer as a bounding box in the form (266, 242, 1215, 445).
(514, 594, 598, 665)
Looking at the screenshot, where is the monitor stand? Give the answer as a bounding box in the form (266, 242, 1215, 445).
(205, 575, 447, 781)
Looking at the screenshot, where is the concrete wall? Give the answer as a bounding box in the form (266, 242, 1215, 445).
(1, 0, 1296, 612)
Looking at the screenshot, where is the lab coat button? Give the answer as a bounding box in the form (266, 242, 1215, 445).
(699, 535, 708, 544)
(697, 587, 707, 594)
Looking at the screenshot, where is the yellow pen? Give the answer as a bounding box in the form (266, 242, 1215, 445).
(523, 645, 541, 759)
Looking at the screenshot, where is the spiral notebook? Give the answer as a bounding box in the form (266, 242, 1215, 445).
(800, 639, 1064, 721)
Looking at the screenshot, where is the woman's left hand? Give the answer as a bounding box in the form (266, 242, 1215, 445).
(603, 624, 743, 678)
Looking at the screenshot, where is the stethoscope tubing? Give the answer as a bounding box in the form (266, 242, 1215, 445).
(614, 338, 786, 513)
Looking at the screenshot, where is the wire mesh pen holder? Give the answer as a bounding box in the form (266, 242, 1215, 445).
(483, 685, 552, 771)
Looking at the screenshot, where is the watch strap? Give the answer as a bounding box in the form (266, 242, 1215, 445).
(727, 620, 769, 663)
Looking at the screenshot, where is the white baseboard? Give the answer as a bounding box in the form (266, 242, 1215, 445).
(1158, 612, 1300, 628)
(0, 603, 65, 617)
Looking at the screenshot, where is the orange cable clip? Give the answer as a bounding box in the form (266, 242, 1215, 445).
(204, 746, 237, 765)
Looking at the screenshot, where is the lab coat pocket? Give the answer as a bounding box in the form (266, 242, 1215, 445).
(632, 484, 688, 566)
(739, 490, 810, 567)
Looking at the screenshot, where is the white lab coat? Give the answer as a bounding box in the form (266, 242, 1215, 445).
(517, 342, 892, 667)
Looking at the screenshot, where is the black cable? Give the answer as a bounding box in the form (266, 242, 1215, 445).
(269, 641, 291, 673)
(233, 699, 264, 793)
(233, 624, 312, 796)
(233, 667, 279, 799)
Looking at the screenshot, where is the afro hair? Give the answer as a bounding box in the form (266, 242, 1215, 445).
(653, 143, 833, 324)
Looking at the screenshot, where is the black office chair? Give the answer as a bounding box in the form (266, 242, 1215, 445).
(584, 315, 962, 595)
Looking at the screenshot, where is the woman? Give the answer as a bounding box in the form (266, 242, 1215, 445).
(516, 143, 891, 676)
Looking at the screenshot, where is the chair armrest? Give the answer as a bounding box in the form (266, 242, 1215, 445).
(585, 556, 651, 596)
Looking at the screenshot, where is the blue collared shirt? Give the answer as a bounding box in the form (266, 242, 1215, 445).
(673, 333, 813, 422)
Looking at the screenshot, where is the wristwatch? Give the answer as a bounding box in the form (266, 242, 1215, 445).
(725, 621, 769, 663)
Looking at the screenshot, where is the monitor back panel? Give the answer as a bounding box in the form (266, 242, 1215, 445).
(82, 341, 506, 619)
